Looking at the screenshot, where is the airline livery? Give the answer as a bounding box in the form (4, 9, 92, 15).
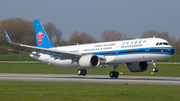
(4, 20, 175, 78)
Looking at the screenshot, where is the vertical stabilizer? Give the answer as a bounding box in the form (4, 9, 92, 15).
(34, 20, 54, 48)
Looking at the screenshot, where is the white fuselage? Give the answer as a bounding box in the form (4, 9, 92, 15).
(30, 38, 175, 67)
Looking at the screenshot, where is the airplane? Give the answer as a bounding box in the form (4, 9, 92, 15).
(4, 19, 175, 78)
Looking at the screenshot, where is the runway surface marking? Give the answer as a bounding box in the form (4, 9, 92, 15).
(0, 73, 180, 85)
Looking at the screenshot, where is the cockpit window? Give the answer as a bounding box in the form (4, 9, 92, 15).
(163, 42, 168, 45)
(156, 42, 169, 46)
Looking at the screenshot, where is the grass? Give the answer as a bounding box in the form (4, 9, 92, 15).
(0, 81, 180, 101)
(0, 63, 180, 101)
(0, 54, 37, 61)
(0, 55, 180, 101)
(0, 63, 180, 77)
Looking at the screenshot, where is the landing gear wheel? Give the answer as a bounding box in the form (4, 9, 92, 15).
(114, 71, 119, 79)
(155, 68, 158, 72)
(77, 69, 87, 76)
(109, 71, 119, 78)
(109, 65, 120, 78)
(109, 71, 114, 78)
(153, 68, 158, 72)
(82, 69, 87, 76)
(77, 69, 82, 75)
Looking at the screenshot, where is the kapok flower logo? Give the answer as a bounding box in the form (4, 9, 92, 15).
(36, 32, 44, 45)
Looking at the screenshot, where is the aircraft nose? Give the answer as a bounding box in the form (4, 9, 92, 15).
(171, 47, 175, 55)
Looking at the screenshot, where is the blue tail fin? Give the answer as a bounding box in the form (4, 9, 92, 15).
(34, 20, 54, 48)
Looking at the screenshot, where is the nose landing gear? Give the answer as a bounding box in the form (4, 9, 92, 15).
(152, 60, 158, 72)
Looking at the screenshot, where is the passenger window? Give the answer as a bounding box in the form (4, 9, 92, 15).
(130, 41, 133, 44)
(134, 41, 138, 44)
(126, 42, 129, 45)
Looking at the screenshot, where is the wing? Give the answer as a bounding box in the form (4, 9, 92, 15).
(4, 30, 82, 60)
(4, 30, 106, 63)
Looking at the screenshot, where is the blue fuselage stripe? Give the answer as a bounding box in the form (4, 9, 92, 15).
(50, 47, 174, 61)
(84, 47, 175, 56)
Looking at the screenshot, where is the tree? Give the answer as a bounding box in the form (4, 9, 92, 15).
(0, 18, 35, 45)
(141, 30, 173, 42)
(69, 31, 96, 45)
(0, 18, 35, 52)
(141, 30, 160, 38)
(0, 45, 10, 54)
(100, 30, 127, 42)
(79, 32, 96, 43)
(54, 39, 68, 46)
(43, 22, 63, 45)
(0, 18, 63, 54)
(178, 37, 180, 54)
(160, 32, 173, 43)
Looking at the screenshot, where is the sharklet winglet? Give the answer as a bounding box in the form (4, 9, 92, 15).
(4, 30, 11, 43)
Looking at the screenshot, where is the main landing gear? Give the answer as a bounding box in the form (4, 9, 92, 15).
(77, 69, 87, 76)
(152, 60, 158, 72)
(77, 65, 120, 78)
(109, 65, 119, 78)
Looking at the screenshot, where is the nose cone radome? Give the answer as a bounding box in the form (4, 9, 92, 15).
(171, 47, 175, 55)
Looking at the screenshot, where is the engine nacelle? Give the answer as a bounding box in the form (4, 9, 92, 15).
(78, 55, 100, 68)
(127, 61, 148, 72)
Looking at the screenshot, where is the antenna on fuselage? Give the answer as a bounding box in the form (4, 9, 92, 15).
(153, 35, 156, 38)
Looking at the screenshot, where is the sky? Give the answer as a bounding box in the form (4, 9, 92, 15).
(0, 0, 180, 41)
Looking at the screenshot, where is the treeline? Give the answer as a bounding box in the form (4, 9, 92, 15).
(0, 18, 62, 54)
(0, 18, 180, 54)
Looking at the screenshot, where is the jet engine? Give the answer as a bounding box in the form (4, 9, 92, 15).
(127, 61, 148, 72)
(78, 55, 100, 68)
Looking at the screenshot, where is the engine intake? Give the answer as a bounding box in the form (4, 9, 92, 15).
(127, 61, 148, 72)
(79, 55, 100, 68)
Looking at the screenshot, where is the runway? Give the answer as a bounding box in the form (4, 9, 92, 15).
(0, 73, 180, 85)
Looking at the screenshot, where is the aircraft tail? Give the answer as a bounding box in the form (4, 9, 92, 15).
(34, 20, 54, 48)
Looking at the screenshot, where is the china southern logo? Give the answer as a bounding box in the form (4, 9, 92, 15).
(36, 32, 44, 45)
